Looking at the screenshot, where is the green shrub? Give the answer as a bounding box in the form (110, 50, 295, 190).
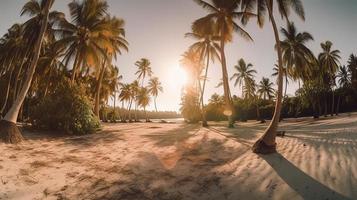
(30, 81, 100, 134)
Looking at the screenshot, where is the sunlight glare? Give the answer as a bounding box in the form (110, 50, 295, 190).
(168, 64, 188, 90)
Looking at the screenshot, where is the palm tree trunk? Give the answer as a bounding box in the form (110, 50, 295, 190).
(0, 0, 52, 144)
(71, 52, 81, 83)
(94, 58, 107, 117)
(330, 88, 335, 116)
(324, 93, 328, 117)
(154, 97, 158, 112)
(113, 93, 116, 122)
(200, 50, 210, 127)
(252, 0, 284, 154)
(220, 33, 234, 128)
(336, 94, 341, 116)
(256, 100, 261, 121)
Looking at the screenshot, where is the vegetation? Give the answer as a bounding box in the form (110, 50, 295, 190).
(31, 81, 100, 134)
(0, 0, 165, 143)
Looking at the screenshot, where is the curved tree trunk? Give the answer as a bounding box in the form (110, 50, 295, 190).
(200, 49, 210, 127)
(0, 0, 52, 144)
(220, 34, 234, 128)
(94, 58, 107, 117)
(71, 52, 81, 83)
(252, 1, 284, 154)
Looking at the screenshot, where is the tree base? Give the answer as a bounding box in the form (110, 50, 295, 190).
(252, 139, 276, 154)
(0, 120, 24, 144)
(202, 121, 208, 127)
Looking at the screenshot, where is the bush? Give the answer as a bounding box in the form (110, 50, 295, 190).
(30, 81, 100, 134)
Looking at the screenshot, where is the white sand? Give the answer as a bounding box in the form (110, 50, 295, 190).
(1, 113, 357, 200)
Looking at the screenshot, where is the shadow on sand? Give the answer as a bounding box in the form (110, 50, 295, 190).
(261, 153, 352, 200)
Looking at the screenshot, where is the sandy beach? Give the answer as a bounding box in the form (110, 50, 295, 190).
(1, 114, 357, 200)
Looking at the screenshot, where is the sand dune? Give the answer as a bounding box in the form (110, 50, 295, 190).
(1, 113, 357, 200)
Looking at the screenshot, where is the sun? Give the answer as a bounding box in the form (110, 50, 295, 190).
(168, 64, 188, 90)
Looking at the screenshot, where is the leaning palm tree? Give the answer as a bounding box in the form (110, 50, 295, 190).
(137, 87, 151, 122)
(242, 0, 305, 154)
(0, 0, 53, 144)
(186, 20, 220, 127)
(258, 77, 275, 101)
(135, 58, 153, 87)
(193, 0, 253, 127)
(318, 41, 340, 116)
(230, 58, 257, 97)
(148, 77, 163, 112)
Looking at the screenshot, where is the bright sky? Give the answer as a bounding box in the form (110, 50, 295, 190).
(1, 0, 356, 112)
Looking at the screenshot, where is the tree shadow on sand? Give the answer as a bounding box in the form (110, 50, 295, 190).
(260, 153, 352, 200)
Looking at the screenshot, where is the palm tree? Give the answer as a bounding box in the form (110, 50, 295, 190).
(347, 54, 357, 89)
(137, 87, 151, 122)
(318, 41, 340, 116)
(231, 58, 257, 97)
(0, 24, 24, 117)
(258, 77, 275, 100)
(93, 17, 128, 117)
(193, 0, 253, 127)
(148, 77, 163, 112)
(0, 0, 53, 144)
(242, 0, 305, 154)
(335, 65, 351, 115)
(135, 58, 153, 87)
(243, 77, 256, 99)
(185, 20, 220, 127)
(119, 83, 133, 122)
(280, 22, 315, 82)
(57, 0, 112, 82)
(130, 80, 140, 122)
(271, 64, 289, 98)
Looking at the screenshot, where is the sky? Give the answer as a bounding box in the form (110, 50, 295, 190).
(0, 0, 356, 112)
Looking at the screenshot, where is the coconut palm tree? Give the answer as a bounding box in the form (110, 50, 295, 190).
(348, 54, 357, 89)
(258, 77, 275, 101)
(0, 24, 24, 117)
(271, 64, 290, 97)
(135, 58, 153, 87)
(57, 0, 112, 82)
(242, 0, 305, 154)
(93, 17, 128, 117)
(185, 20, 220, 127)
(119, 83, 133, 122)
(243, 77, 256, 99)
(335, 65, 351, 115)
(137, 87, 151, 122)
(318, 41, 340, 116)
(148, 77, 163, 112)
(231, 58, 257, 97)
(0, 0, 53, 144)
(193, 0, 253, 127)
(280, 22, 315, 82)
(131, 80, 140, 122)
